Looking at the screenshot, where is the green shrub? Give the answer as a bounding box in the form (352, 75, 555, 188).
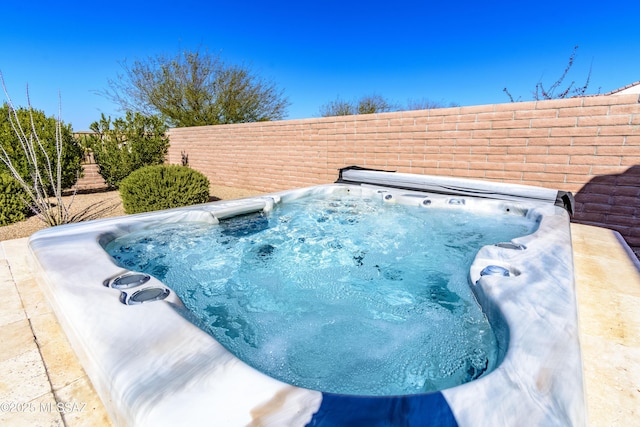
(88, 112, 168, 188)
(0, 104, 83, 194)
(119, 165, 210, 214)
(0, 173, 29, 225)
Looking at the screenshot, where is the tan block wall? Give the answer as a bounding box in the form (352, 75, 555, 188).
(73, 163, 109, 193)
(167, 94, 640, 249)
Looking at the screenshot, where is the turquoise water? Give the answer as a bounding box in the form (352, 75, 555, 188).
(105, 194, 537, 396)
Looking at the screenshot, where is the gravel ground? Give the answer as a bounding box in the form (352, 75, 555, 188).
(0, 185, 263, 241)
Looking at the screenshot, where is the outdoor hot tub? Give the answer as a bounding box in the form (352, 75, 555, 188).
(28, 168, 585, 426)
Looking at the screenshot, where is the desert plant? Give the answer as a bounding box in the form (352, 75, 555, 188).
(0, 75, 85, 226)
(88, 112, 168, 188)
(0, 106, 82, 194)
(0, 172, 29, 225)
(119, 164, 210, 214)
(101, 48, 290, 127)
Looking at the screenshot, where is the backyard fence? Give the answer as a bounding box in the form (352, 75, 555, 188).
(167, 93, 640, 250)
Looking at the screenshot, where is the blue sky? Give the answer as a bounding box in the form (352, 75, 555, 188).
(1, 0, 639, 131)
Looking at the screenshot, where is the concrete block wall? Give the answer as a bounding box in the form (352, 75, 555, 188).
(73, 163, 109, 193)
(167, 94, 640, 249)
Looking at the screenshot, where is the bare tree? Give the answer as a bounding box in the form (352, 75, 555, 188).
(320, 93, 459, 117)
(356, 94, 397, 114)
(319, 98, 355, 116)
(406, 98, 459, 110)
(504, 46, 597, 102)
(319, 94, 398, 117)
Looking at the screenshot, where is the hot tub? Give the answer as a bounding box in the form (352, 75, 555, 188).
(28, 168, 585, 426)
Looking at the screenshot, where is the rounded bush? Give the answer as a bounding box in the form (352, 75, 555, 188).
(0, 173, 29, 226)
(119, 165, 210, 214)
